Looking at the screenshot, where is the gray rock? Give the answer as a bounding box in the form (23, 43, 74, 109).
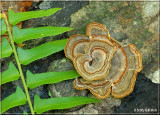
(38, 1, 89, 27)
(69, 1, 159, 83)
(142, 2, 159, 23)
(93, 96, 121, 114)
(114, 74, 159, 113)
(148, 69, 159, 84)
(39, 1, 53, 10)
(68, 95, 121, 114)
(47, 58, 74, 72)
(68, 104, 98, 114)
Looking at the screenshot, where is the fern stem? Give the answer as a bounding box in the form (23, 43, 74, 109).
(3, 14, 35, 115)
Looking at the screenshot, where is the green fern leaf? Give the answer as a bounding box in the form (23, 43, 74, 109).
(23, 111, 28, 115)
(0, 18, 7, 35)
(26, 70, 79, 89)
(1, 38, 13, 58)
(34, 95, 100, 114)
(13, 26, 73, 44)
(8, 8, 61, 25)
(17, 39, 68, 65)
(1, 86, 27, 113)
(1, 62, 20, 85)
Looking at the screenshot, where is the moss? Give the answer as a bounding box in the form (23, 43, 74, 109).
(135, 41, 138, 45)
(144, 29, 153, 37)
(61, 58, 66, 63)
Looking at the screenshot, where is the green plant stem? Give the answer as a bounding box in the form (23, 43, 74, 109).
(3, 14, 35, 115)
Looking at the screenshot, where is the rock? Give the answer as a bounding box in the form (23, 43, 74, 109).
(68, 104, 98, 114)
(69, 1, 159, 83)
(39, 1, 53, 10)
(92, 95, 121, 114)
(142, 2, 159, 23)
(114, 74, 159, 113)
(47, 58, 74, 72)
(38, 1, 89, 27)
(148, 69, 160, 84)
(68, 96, 121, 114)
